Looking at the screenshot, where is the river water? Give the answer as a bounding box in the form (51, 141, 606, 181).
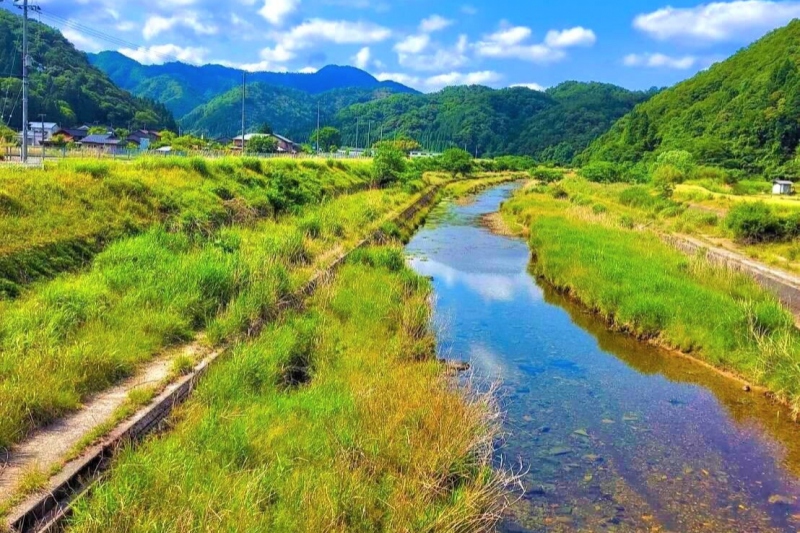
(405, 184, 800, 532)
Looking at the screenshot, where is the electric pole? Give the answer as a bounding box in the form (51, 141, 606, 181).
(316, 101, 320, 154)
(38, 112, 45, 162)
(241, 71, 246, 155)
(355, 118, 359, 151)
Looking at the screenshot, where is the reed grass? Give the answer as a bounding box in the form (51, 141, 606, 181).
(0, 185, 414, 452)
(66, 249, 506, 532)
(502, 188, 800, 416)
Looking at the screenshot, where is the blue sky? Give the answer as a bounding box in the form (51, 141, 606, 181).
(13, 0, 800, 92)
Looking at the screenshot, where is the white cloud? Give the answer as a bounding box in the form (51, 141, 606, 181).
(61, 27, 104, 53)
(420, 15, 453, 33)
(634, 1, 800, 42)
(298, 66, 318, 73)
(376, 71, 423, 87)
(142, 12, 217, 40)
(396, 34, 469, 72)
(259, 0, 300, 26)
(119, 44, 209, 65)
(623, 53, 699, 69)
(545, 27, 597, 48)
(395, 34, 431, 54)
(424, 70, 502, 90)
(473, 24, 593, 63)
(352, 46, 371, 69)
(511, 83, 546, 91)
(274, 19, 392, 51)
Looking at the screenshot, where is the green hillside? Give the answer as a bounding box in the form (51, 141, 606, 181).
(181, 83, 405, 141)
(89, 52, 418, 119)
(0, 10, 175, 130)
(333, 83, 653, 161)
(581, 20, 800, 176)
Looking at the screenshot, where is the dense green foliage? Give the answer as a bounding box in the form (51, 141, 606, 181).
(582, 20, 800, 176)
(334, 83, 653, 162)
(725, 202, 800, 243)
(247, 135, 278, 154)
(180, 82, 403, 140)
(89, 53, 417, 121)
(372, 145, 407, 185)
(311, 126, 341, 152)
(0, 11, 175, 130)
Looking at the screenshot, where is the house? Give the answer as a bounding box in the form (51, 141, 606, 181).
(28, 122, 59, 143)
(51, 128, 89, 143)
(80, 134, 127, 153)
(233, 133, 298, 153)
(773, 180, 794, 195)
(127, 130, 161, 144)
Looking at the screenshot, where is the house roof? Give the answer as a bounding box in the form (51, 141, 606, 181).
(81, 134, 122, 145)
(272, 133, 295, 145)
(28, 122, 58, 129)
(233, 133, 269, 141)
(774, 180, 794, 185)
(55, 128, 88, 138)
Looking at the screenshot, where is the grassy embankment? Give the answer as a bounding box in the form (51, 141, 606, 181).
(501, 179, 800, 415)
(0, 157, 413, 454)
(65, 248, 504, 532)
(552, 175, 800, 272)
(0, 157, 373, 298)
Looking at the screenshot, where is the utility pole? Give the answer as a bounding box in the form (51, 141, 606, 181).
(241, 71, 246, 156)
(38, 112, 45, 162)
(316, 101, 320, 154)
(21, 0, 29, 162)
(355, 118, 359, 151)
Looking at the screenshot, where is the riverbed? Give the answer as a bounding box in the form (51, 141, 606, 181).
(406, 183, 800, 532)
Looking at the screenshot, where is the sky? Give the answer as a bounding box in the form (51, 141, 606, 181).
(10, 0, 800, 92)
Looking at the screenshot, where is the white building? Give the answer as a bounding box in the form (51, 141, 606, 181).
(773, 180, 794, 195)
(18, 122, 59, 146)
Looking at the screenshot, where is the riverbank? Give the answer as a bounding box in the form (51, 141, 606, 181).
(64, 248, 507, 532)
(500, 183, 800, 418)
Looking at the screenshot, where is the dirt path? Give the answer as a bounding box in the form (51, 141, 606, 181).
(0, 341, 211, 504)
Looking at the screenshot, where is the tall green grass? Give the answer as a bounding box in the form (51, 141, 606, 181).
(503, 190, 800, 415)
(0, 157, 372, 296)
(0, 187, 414, 452)
(66, 250, 503, 532)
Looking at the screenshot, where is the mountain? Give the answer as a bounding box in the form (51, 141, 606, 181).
(581, 20, 800, 174)
(0, 11, 175, 131)
(181, 82, 407, 140)
(88, 52, 418, 119)
(332, 83, 654, 161)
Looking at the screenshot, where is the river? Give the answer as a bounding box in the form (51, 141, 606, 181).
(405, 183, 800, 532)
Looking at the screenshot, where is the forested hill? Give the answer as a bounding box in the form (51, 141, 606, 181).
(0, 10, 175, 130)
(581, 20, 800, 175)
(181, 83, 407, 141)
(333, 83, 654, 162)
(89, 52, 418, 119)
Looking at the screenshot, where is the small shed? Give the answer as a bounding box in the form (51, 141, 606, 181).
(773, 180, 794, 195)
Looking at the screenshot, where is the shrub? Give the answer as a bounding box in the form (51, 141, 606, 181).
(725, 202, 788, 243)
(652, 165, 682, 198)
(656, 150, 696, 177)
(530, 167, 563, 183)
(73, 162, 111, 180)
(373, 146, 407, 186)
(579, 162, 625, 183)
(548, 184, 569, 199)
(440, 148, 473, 178)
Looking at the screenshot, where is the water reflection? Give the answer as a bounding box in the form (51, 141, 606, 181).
(406, 185, 800, 532)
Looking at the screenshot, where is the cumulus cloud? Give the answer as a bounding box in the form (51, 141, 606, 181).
(419, 15, 453, 33)
(545, 27, 597, 47)
(352, 47, 372, 69)
(623, 53, 699, 69)
(634, 0, 800, 42)
(395, 34, 431, 54)
(142, 12, 217, 40)
(511, 82, 546, 91)
(273, 19, 392, 51)
(120, 44, 209, 65)
(375, 70, 502, 92)
(61, 28, 104, 53)
(259, 0, 300, 26)
(474, 25, 594, 63)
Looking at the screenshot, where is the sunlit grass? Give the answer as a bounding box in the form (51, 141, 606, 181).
(502, 187, 800, 416)
(66, 249, 505, 532)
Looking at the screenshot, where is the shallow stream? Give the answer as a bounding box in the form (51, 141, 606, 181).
(405, 184, 800, 532)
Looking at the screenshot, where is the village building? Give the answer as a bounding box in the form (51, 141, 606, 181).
(233, 133, 299, 154)
(773, 180, 794, 195)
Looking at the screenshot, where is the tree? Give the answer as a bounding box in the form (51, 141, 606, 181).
(374, 137, 421, 154)
(248, 135, 279, 154)
(258, 123, 273, 135)
(440, 148, 473, 177)
(0, 124, 16, 144)
(311, 127, 341, 152)
(373, 145, 407, 185)
(50, 134, 68, 148)
(88, 126, 108, 135)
